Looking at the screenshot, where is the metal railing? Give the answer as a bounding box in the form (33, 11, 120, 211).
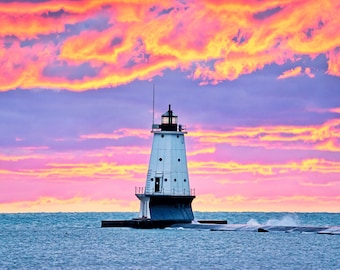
(135, 186, 144, 195)
(135, 186, 195, 196)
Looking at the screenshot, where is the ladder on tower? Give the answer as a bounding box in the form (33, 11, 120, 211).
(145, 169, 153, 194)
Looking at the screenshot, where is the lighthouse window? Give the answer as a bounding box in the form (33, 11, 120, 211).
(177, 135, 179, 138)
(151, 178, 153, 181)
(159, 158, 162, 161)
(155, 177, 160, 192)
(161, 134, 164, 138)
(178, 158, 180, 162)
(184, 179, 187, 182)
(164, 178, 167, 182)
(174, 179, 177, 182)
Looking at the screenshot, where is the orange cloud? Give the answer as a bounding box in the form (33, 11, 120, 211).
(85, 146, 150, 157)
(80, 128, 150, 140)
(189, 159, 340, 177)
(277, 66, 316, 79)
(2, 149, 338, 182)
(327, 48, 340, 76)
(277, 66, 302, 79)
(189, 117, 340, 151)
(0, 196, 139, 213)
(1, 160, 147, 181)
(1, 124, 339, 212)
(0, 1, 339, 91)
(0, 153, 45, 162)
(330, 107, 340, 113)
(0, 12, 86, 39)
(1, 193, 338, 213)
(0, 144, 151, 183)
(0, 0, 103, 14)
(305, 67, 315, 78)
(193, 194, 340, 212)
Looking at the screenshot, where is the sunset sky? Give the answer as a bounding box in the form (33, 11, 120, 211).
(1, 0, 340, 213)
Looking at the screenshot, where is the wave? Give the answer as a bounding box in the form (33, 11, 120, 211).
(247, 214, 300, 227)
(169, 214, 340, 235)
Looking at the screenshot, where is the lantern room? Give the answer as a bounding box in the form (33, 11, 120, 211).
(160, 104, 178, 131)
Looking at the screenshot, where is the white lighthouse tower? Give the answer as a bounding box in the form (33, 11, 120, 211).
(135, 105, 195, 222)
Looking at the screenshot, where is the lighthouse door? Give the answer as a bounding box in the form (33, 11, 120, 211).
(155, 177, 160, 192)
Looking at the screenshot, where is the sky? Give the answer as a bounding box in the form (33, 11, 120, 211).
(0, 0, 340, 213)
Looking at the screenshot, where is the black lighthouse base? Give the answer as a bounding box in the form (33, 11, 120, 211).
(102, 195, 197, 229)
(147, 195, 196, 222)
(101, 195, 227, 229)
(101, 218, 228, 229)
(101, 219, 190, 229)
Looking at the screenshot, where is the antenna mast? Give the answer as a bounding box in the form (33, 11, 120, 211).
(152, 83, 155, 126)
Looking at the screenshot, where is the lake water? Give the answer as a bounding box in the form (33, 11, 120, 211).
(1, 212, 339, 269)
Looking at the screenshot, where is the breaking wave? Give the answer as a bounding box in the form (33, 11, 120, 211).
(247, 214, 301, 227)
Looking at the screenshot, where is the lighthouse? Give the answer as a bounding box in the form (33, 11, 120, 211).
(135, 105, 195, 222)
(101, 104, 227, 228)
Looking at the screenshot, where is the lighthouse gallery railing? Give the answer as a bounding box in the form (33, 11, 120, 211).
(135, 186, 195, 196)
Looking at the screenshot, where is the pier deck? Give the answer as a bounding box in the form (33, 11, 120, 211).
(101, 219, 228, 229)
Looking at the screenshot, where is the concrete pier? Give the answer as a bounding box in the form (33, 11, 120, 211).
(101, 219, 227, 229)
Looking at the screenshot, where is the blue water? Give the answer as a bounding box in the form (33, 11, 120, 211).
(0, 212, 339, 269)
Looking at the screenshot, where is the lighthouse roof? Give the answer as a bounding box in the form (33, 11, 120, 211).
(162, 110, 177, 117)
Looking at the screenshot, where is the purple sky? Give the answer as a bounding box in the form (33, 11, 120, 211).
(0, 0, 340, 212)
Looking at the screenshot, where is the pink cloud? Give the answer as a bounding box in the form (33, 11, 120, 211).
(0, 1, 339, 91)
